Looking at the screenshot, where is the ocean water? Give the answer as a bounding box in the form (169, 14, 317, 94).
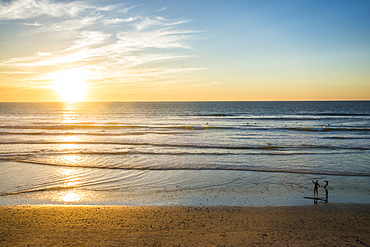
(0, 101, 369, 206)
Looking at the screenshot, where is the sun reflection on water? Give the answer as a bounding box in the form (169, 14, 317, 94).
(59, 168, 80, 187)
(62, 102, 78, 123)
(60, 135, 80, 143)
(55, 168, 85, 203)
(60, 167, 78, 176)
(61, 191, 81, 202)
(58, 103, 82, 159)
(53, 103, 91, 204)
(63, 155, 81, 164)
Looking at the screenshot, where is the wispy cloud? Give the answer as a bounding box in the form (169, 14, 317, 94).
(103, 17, 137, 25)
(0, 0, 200, 94)
(22, 21, 41, 26)
(156, 7, 168, 13)
(0, 0, 86, 19)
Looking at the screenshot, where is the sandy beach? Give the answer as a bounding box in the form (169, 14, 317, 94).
(1, 204, 369, 246)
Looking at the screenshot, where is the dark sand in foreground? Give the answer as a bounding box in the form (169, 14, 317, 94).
(1, 204, 369, 246)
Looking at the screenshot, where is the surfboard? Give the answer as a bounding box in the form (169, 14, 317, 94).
(304, 196, 327, 201)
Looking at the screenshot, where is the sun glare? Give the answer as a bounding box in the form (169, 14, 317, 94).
(51, 68, 88, 102)
(61, 191, 81, 202)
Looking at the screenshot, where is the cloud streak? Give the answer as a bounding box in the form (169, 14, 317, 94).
(0, 0, 87, 19)
(0, 0, 200, 97)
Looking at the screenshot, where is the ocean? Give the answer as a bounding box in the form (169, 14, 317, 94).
(0, 101, 369, 206)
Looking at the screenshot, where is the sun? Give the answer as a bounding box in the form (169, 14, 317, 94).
(51, 68, 88, 102)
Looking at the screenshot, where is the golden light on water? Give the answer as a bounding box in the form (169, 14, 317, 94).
(57, 103, 83, 183)
(59, 142, 80, 152)
(59, 104, 81, 151)
(60, 135, 80, 142)
(59, 168, 80, 187)
(57, 168, 83, 203)
(51, 68, 88, 102)
(61, 191, 81, 202)
(62, 113, 77, 124)
(52, 103, 90, 203)
(63, 155, 81, 165)
(58, 136, 83, 163)
(60, 168, 78, 176)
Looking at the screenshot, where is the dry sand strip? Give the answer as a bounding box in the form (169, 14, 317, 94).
(0, 204, 369, 246)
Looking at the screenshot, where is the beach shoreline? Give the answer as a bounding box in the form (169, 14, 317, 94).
(1, 203, 369, 246)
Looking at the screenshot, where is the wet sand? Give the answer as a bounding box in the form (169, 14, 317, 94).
(1, 204, 369, 246)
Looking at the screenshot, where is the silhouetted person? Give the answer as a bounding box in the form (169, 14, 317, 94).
(323, 180, 329, 201)
(312, 180, 320, 196)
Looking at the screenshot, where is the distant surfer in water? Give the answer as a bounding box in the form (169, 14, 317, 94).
(312, 180, 320, 196)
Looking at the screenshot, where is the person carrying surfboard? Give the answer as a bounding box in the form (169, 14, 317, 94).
(312, 180, 320, 196)
(323, 180, 329, 198)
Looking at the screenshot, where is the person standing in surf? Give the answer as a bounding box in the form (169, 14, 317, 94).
(323, 180, 329, 200)
(312, 180, 320, 196)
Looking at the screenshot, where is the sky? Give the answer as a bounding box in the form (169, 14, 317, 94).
(0, 0, 369, 102)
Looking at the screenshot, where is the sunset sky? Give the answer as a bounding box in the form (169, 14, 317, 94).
(0, 0, 369, 102)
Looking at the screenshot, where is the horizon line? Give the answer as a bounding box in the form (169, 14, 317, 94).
(1, 99, 369, 103)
